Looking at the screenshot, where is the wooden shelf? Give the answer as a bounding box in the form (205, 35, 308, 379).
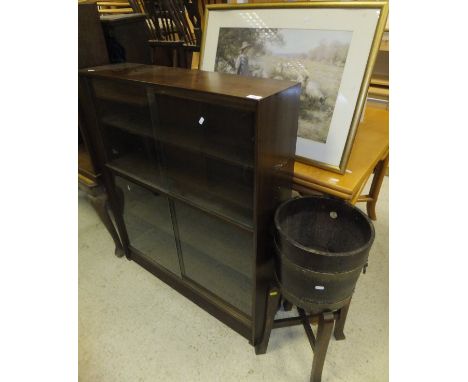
(167, 166, 253, 221)
(106, 153, 164, 191)
(174, 209, 252, 279)
(370, 75, 389, 87)
(182, 243, 253, 315)
(93, 79, 148, 107)
(368, 85, 389, 98)
(101, 111, 152, 137)
(100, 107, 254, 169)
(106, 153, 254, 230)
(379, 39, 389, 52)
(157, 128, 254, 169)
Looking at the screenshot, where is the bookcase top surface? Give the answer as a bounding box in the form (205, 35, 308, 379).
(79, 63, 299, 100)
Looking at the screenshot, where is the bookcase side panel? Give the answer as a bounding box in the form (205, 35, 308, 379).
(251, 84, 301, 345)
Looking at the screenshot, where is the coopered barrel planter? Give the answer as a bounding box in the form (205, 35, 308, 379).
(274, 195, 375, 313)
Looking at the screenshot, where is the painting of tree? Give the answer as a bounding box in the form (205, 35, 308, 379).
(214, 27, 352, 143)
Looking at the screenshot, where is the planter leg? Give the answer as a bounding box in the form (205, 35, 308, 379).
(310, 312, 334, 382)
(334, 298, 351, 340)
(255, 286, 281, 355)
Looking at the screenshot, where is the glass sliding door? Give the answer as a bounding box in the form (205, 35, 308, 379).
(148, 93, 255, 230)
(114, 176, 181, 277)
(174, 200, 253, 315)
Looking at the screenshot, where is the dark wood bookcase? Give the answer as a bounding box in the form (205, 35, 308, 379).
(79, 63, 300, 345)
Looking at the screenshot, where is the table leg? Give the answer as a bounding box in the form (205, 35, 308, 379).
(366, 154, 389, 220)
(310, 312, 335, 382)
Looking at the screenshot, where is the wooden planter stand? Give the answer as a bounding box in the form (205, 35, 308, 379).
(255, 285, 351, 382)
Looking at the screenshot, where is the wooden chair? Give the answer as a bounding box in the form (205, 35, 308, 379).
(131, 0, 203, 68)
(97, 0, 135, 14)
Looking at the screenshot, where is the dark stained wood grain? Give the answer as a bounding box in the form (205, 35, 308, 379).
(100, 13, 152, 64)
(251, 84, 301, 344)
(78, 3, 109, 69)
(78, 63, 301, 343)
(79, 63, 299, 100)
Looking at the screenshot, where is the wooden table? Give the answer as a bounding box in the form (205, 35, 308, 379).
(293, 105, 389, 220)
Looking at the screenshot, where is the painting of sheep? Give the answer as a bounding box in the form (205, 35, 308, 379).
(214, 28, 352, 144)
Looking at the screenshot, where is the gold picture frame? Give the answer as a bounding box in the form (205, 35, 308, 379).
(199, 1, 389, 173)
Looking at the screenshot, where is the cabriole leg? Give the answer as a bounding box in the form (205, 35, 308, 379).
(88, 190, 124, 258)
(255, 286, 281, 355)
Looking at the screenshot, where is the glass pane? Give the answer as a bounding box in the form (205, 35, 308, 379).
(150, 94, 255, 229)
(93, 78, 148, 107)
(174, 201, 253, 315)
(114, 176, 181, 276)
(93, 79, 166, 190)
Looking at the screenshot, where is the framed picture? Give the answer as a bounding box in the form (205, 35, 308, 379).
(200, 1, 389, 173)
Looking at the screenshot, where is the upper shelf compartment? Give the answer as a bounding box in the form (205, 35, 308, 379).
(92, 77, 148, 107)
(96, 85, 256, 169)
(149, 93, 255, 169)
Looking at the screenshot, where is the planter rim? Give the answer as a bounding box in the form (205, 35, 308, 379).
(274, 195, 375, 258)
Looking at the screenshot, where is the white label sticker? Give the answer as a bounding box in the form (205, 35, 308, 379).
(246, 94, 263, 100)
(315, 286, 325, 290)
(198, 117, 205, 125)
(329, 178, 340, 183)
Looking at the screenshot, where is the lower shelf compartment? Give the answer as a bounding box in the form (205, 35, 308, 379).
(107, 152, 253, 230)
(181, 242, 253, 316)
(114, 175, 182, 276)
(114, 174, 253, 316)
(129, 245, 253, 341)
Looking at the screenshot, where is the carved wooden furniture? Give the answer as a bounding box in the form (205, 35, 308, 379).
(78, 63, 300, 344)
(293, 105, 389, 220)
(128, 0, 204, 68)
(97, 0, 134, 14)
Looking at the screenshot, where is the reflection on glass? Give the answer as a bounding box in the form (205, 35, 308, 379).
(151, 94, 255, 229)
(175, 201, 253, 315)
(115, 176, 181, 276)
